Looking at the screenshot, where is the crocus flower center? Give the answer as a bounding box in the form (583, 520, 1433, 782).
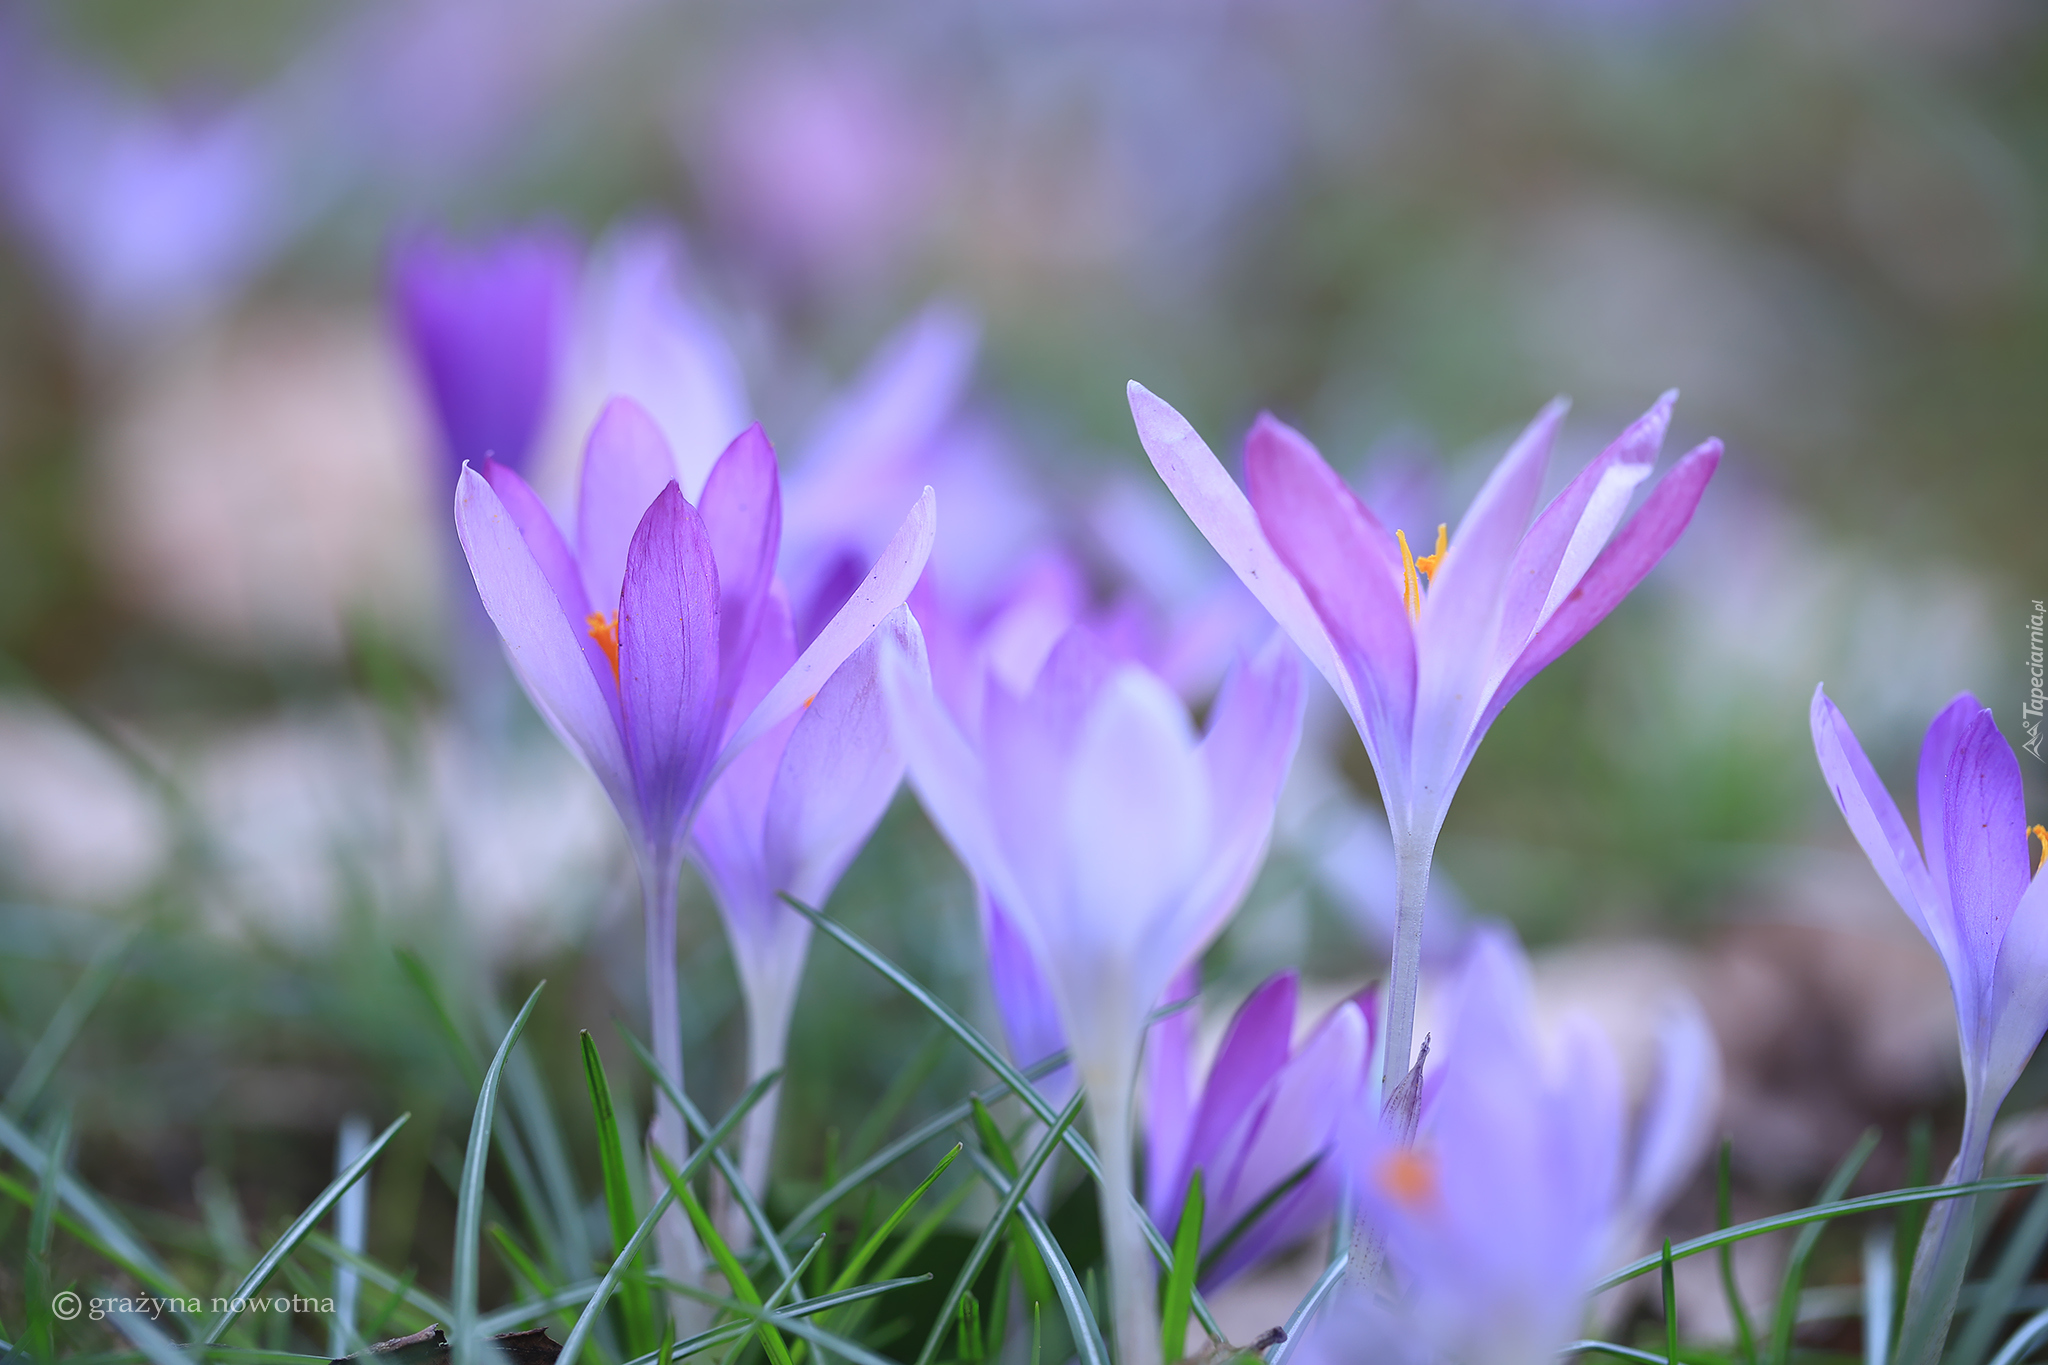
(2032, 823, 2048, 876)
(1375, 1147, 1439, 1208)
(1396, 524, 1449, 620)
(586, 611, 622, 682)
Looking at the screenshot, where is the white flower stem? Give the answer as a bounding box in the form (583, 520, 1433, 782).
(728, 987, 793, 1252)
(1378, 827, 1437, 1102)
(644, 864, 710, 1334)
(1896, 1104, 1990, 1365)
(1091, 1064, 1160, 1365)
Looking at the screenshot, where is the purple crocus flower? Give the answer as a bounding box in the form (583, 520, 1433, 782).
(393, 228, 578, 481)
(456, 395, 934, 1309)
(1811, 688, 2048, 1357)
(689, 597, 929, 1207)
(884, 627, 1303, 1365)
(1128, 382, 1721, 1098)
(1144, 972, 1376, 1289)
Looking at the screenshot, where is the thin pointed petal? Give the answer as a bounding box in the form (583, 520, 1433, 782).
(698, 423, 784, 723)
(1625, 999, 1721, 1219)
(1808, 687, 1947, 953)
(1179, 973, 1298, 1200)
(1943, 709, 2031, 1011)
(1918, 694, 1984, 905)
(481, 458, 613, 706)
(578, 397, 679, 614)
(1144, 965, 1201, 1217)
(1986, 871, 2048, 1107)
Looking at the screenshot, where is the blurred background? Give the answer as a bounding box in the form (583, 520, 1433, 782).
(1, 0, 2045, 1345)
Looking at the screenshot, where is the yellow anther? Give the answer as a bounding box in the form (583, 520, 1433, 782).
(2032, 824, 2048, 876)
(1374, 1148, 1438, 1208)
(586, 611, 621, 683)
(1395, 524, 1450, 620)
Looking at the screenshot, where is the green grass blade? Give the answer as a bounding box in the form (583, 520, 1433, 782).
(1006, 1173, 1109, 1365)
(487, 1223, 555, 1301)
(1951, 1180, 2048, 1365)
(1663, 1239, 1679, 1364)
(1864, 1227, 1893, 1365)
(1769, 1128, 1878, 1365)
(917, 1092, 1084, 1365)
(0, 1108, 187, 1300)
(1895, 1116, 1932, 1348)
(791, 898, 1226, 1343)
(846, 1030, 948, 1165)
(1161, 1170, 1204, 1365)
(202, 1114, 410, 1344)
(1559, 1340, 1672, 1364)
(584, 1032, 654, 1355)
(480, 1281, 604, 1334)
(1593, 1174, 2046, 1295)
(658, 1154, 792, 1365)
(4, 923, 138, 1117)
(1986, 1307, 2048, 1365)
(304, 1232, 452, 1325)
(1196, 1156, 1315, 1283)
(106, 1307, 190, 1365)
(25, 1116, 67, 1362)
(449, 982, 545, 1365)
(969, 1100, 1019, 1180)
(619, 1277, 934, 1365)
(1717, 1139, 1757, 1365)
(829, 1144, 961, 1296)
(1267, 1252, 1347, 1365)
(655, 1281, 916, 1365)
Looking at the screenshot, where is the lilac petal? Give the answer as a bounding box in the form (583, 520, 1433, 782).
(1126, 382, 1359, 723)
(1144, 964, 1201, 1218)
(718, 487, 936, 768)
(1917, 693, 1984, 907)
(1180, 973, 1299, 1206)
(454, 466, 635, 830)
(691, 592, 800, 946)
(1493, 396, 1664, 671)
(617, 482, 723, 863)
(983, 892, 1069, 1079)
(765, 607, 923, 906)
(698, 423, 784, 725)
(1986, 871, 2048, 1109)
(1241, 411, 1417, 790)
(578, 397, 682, 615)
(1809, 686, 1946, 953)
(1943, 708, 2031, 1014)
(1477, 441, 1721, 748)
(481, 458, 614, 713)
(1625, 999, 1721, 1219)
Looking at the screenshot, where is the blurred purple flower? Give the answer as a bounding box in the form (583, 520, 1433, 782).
(393, 227, 578, 481)
(884, 626, 1302, 1365)
(1129, 382, 1721, 1097)
(690, 598, 928, 1204)
(1144, 971, 1376, 1289)
(1811, 688, 2048, 1356)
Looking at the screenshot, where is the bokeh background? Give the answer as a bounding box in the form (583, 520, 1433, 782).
(2, 0, 2045, 1343)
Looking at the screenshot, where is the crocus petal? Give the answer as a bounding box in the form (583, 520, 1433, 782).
(1178, 973, 1299, 1203)
(1809, 686, 1947, 954)
(1126, 382, 1359, 724)
(1144, 965, 1201, 1217)
(766, 606, 924, 905)
(1986, 871, 2048, 1109)
(617, 482, 723, 862)
(1242, 411, 1415, 790)
(698, 423, 784, 725)
(1478, 441, 1721, 748)
(455, 466, 635, 828)
(1624, 999, 1721, 1220)
(481, 458, 614, 711)
(984, 892, 1070, 1077)
(1917, 693, 1984, 913)
(578, 396, 682, 615)
(719, 486, 937, 767)
(1943, 708, 2031, 1019)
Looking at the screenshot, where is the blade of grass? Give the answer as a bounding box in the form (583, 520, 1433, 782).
(202, 1114, 410, 1344)
(0, 1109, 187, 1300)
(1717, 1139, 1757, 1365)
(107, 1306, 190, 1365)
(25, 1116, 67, 1363)
(918, 1092, 1084, 1365)
(304, 1233, 451, 1325)
(1768, 1128, 1879, 1365)
(1593, 1174, 2046, 1295)
(480, 1281, 604, 1335)
(584, 1032, 655, 1355)
(791, 898, 1225, 1344)
(489, 994, 594, 1280)
(1161, 1170, 1204, 1365)
(1952, 1181, 2048, 1365)
(448, 982, 545, 1365)
(488, 1223, 556, 1302)
(1864, 1227, 1893, 1365)
(656, 1157, 792, 1365)
(1663, 1240, 1679, 1364)
(1197, 1157, 1316, 1284)
(1268, 1251, 1348, 1365)
(1560, 1341, 1672, 1364)
(619, 1277, 933, 1365)
(1986, 1308, 2048, 1365)
(1004, 1170, 1109, 1365)
(654, 1281, 915, 1365)
(969, 1101, 1019, 1179)
(829, 1145, 962, 1295)
(1895, 1117, 1932, 1349)
(846, 1030, 949, 1165)
(4, 923, 138, 1117)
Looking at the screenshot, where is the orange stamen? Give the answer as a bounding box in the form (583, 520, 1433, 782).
(1415, 523, 1448, 583)
(1375, 1148, 1438, 1208)
(586, 611, 621, 682)
(1395, 524, 1450, 620)
(2032, 824, 2048, 876)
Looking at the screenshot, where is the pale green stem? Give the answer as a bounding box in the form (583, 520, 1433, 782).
(1377, 827, 1438, 1104)
(1089, 1058, 1158, 1365)
(1896, 1103, 1990, 1365)
(644, 863, 710, 1334)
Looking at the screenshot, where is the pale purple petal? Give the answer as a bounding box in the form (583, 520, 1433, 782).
(766, 607, 924, 906)
(1943, 708, 2031, 1020)
(1242, 411, 1415, 788)
(982, 629, 1114, 921)
(1178, 973, 1299, 1213)
(578, 397, 681, 616)
(1624, 998, 1721, 1220)
(718, 487, 937, 768)
(984, 892, 1069, 1077)
(1809, 686, 1946, 953)
(697, 423, 784, 726)
(481, 457, 614, 714)
(1986, 871, 2048, 1109)
(1917, 693, 1983, 910)
(454, 466, 634, 829)
(1126, 382, 1358, 723)
(1143, 965, 1201, 1217)
(618, 482, 723, 863)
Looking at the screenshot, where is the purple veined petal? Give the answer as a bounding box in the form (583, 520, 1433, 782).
(617, 482, 724, 865)
(1942, 708, 2031, 1012)
(1178, 973, 1299, 1207)
(1474, 441, 1722, 751)
(698, 423, 784, 725)
(454, 465, 636, 833)
(1492, 395, 1666, 673)
(1240, 411, 1417, 797)
(983, 891, 1070, 1081)
(481, 457, 616, 718)
(717, 486, 937, 769)
(1985, 870, 2048, 1112)
(1126, 382, 1360, 725)
(578, 396, 682, 616)
(1144, 964, 1201, 1218)
(881, 637, 1032, 922)
(1624, 998, 1721, 1221)
(1808, 687, 1948, 954)
(765, 606, 924, 906)
(1918, 693, 1985, 913)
